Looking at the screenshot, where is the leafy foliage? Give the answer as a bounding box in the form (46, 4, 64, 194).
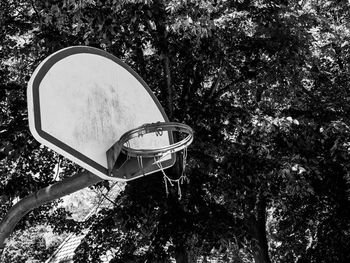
(2, 225, 68, 263)
(1, 0, 350, 262)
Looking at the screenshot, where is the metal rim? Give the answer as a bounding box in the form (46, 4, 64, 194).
(119, 122, 194, 158)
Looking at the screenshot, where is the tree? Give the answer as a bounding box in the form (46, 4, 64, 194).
(0, 0, 103, 257)
(1, 0, 350, 262)
(2, 225, 67, 263)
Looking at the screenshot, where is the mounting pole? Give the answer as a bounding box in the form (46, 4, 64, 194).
(0, 171, 103, 258)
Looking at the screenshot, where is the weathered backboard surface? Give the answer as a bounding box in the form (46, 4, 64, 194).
(27, 46, 175, 181)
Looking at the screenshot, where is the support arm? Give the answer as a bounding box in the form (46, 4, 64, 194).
(0, 171, 103, 256)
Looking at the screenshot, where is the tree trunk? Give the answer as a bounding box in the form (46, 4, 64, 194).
(174, 245, 198, 263)
(175, 245, 188, 263)
(250, 197, 271, 263)
(151, 0, 173, 119)
(163, 53, 173, 119)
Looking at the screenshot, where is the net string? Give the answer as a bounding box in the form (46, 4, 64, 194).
(123, 123, 192, 199)
(181, 147, 188, 183)
(154, 147, 189, 200)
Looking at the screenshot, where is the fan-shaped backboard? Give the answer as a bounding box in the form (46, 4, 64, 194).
(27, 46, 175, 181)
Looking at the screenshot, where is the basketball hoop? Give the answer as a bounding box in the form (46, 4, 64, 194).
(115, 122, 193, 198)
(119, 122, 193, 159)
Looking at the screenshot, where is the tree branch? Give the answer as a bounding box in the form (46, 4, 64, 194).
(211, 76, 245, 101)
(208, 64, 224, 99)
(151, 0, 173, 119)
(163, 54, 173, 118)
(0, 171, 103, 257)
(30, 0, 42, 25)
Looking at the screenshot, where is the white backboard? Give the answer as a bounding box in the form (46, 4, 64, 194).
(27, 46, 175, 181)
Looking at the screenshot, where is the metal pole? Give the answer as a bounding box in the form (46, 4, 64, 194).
(0, 171, 103, 258)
